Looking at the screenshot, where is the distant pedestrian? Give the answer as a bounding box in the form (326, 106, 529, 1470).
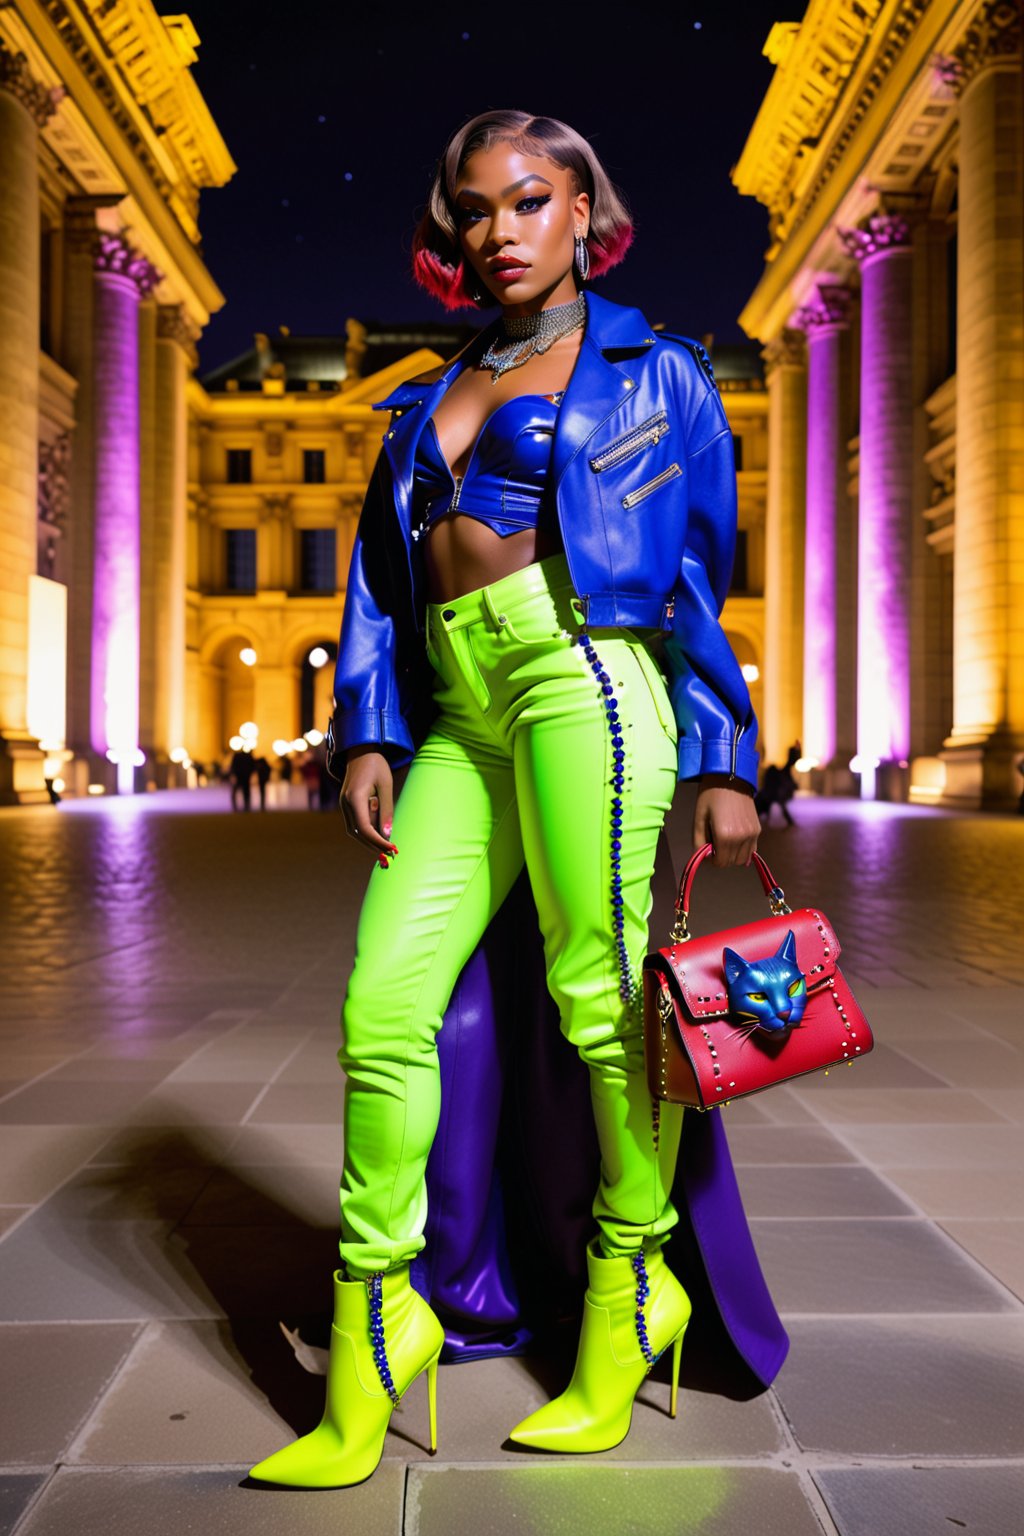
(254, 755, 272, 811)
(229, 747, 255, 812)
(755, 742, 801, 827)
(300, 750, 321, 810)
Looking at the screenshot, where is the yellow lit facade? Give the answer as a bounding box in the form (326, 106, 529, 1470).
(733, 0, 1023, 808)
(0, 0, 233, 801)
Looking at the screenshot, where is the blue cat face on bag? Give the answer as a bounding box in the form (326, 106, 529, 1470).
(722, 930, 807, 1034)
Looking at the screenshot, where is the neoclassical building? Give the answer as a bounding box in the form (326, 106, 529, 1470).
(0, 1, 233, 801)
(733, 0, 1023, 808)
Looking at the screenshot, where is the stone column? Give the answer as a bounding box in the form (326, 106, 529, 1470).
(152, 305, 195, 780)
(137, 296, 158, 769)
(760, 329, 807, 770)
(839, 211, 916, 801)
(0, 46, 63, 803)
(794, 284, 857, 794)
(936, 3, 1024, 807)
(91, 232, 161, 794)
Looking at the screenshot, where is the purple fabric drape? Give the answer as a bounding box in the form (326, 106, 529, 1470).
(410, 830, 789, 1398)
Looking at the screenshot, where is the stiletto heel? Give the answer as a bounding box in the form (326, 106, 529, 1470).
(669, 1328, 685, 1419)
(426, 1349, 441, 1455)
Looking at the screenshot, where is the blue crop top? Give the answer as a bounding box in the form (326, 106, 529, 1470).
(410, 391, 564, 544)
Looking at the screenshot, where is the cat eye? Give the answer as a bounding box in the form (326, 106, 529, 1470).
(787, 979, 805, 996)
(746, 992, 766, 1002)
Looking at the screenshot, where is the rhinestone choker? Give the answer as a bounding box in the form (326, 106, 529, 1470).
(479, 291, 587, 384)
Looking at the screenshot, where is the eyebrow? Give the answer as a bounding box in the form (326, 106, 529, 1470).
(454, 174, 554, 203)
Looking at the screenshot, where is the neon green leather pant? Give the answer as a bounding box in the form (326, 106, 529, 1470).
(338, 550, 683, 1277)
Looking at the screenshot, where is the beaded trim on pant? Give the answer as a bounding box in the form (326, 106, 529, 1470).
(366, 1273, 401, 1405)
(575, 629, 662, 1152)
(631, 1250, 657, 1367)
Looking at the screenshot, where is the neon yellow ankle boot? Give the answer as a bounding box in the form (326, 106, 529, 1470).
(508, 1240, 691, 1453)
(249, 1266, 444, 1488)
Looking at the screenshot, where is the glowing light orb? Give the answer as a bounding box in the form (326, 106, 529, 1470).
(308, 646, 329, 669)
(239, 648, 257, 667)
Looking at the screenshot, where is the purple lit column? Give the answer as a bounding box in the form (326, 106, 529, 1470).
(794, 285, 854, 781)
(90, 232, 160, 793)
(839, 213, 914, 800)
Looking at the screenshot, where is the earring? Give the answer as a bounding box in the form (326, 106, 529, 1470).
(574, 229, 591, 282)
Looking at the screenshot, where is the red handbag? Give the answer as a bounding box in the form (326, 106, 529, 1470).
(642, 843, 873, 1110)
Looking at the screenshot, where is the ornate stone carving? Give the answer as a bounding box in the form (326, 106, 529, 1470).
(93, 231, 162, 297)
(795, 283, 855, 332)
(157, 303, 200, 366)
(0, 43, 65, 126)
(934, 0, 1022, 95)
(760, 328, 807, 373)
(37, 432, 72, 579)
(837, 212, 913, 262)
(259, 494, 292, 524)
(38, 432, 71, 531)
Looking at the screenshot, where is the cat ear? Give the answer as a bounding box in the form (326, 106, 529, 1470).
(776, 929, 798, 964)
(722, 947, 743, 982)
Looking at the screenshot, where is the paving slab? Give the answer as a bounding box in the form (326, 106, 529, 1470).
(14, 1465, 404, 1536)
(751, 1217, 1017, 1312)
(173, 1164, 339, 1228)
(0, 1215, 224, 1322)
(68, 1320, 294, 1466)
(406, 1465, 824, 1536)
(0, 1474, 49, 1536)
(939, 1219, 1024, 1301)
(878, 1164, 1024, 1219)
(775, 1317, 1024, 1456)
(734, 1164, 915, 1219)
(0, 1126, 112, 1203)
(718, 1124, 857, 1165)
(0, 1324, 141, 1462)
(814, 1465, 1024, 1536)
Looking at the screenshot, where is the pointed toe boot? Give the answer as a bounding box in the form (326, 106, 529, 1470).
(508, 1240, 690, 1454)
(249, 1266, 444, 1488)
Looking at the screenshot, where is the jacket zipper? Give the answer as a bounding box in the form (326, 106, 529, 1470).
(449, 474, 463, 512)
(589, 411, 671, 473)
(621, 462, 682, 510)
(730, 723, 744, 778)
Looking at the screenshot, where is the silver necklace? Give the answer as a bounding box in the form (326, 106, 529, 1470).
(479, 291, 587, 384)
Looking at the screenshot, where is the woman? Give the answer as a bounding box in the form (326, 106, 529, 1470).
(249, 108, 764, 1489)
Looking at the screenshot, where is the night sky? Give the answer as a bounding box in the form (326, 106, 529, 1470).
(170, 1, 797, 376)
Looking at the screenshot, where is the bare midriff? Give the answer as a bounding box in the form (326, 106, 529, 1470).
(422, 328, 583, 603)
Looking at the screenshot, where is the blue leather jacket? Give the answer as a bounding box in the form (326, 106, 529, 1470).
(330, 290, 759, 789)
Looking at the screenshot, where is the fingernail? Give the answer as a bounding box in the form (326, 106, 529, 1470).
(377, 854, 389, 869)
(383, 821, 392, 837)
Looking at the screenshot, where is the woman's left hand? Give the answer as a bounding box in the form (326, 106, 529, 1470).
(692, 775, 761, 867)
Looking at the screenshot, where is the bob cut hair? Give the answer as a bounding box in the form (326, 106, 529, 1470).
(411, 109, 634, 312)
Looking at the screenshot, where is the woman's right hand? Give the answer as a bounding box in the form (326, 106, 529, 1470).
(340, 747, 398, 862)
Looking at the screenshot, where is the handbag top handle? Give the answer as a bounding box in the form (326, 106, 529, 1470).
(671, 843, 792, 944)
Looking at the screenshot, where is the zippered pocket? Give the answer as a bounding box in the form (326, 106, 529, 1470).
(589, 411, 671, 473)
(621, 462, 682, 510)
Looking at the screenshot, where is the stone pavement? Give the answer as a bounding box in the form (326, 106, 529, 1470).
(1, 785, 1022, 1535)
